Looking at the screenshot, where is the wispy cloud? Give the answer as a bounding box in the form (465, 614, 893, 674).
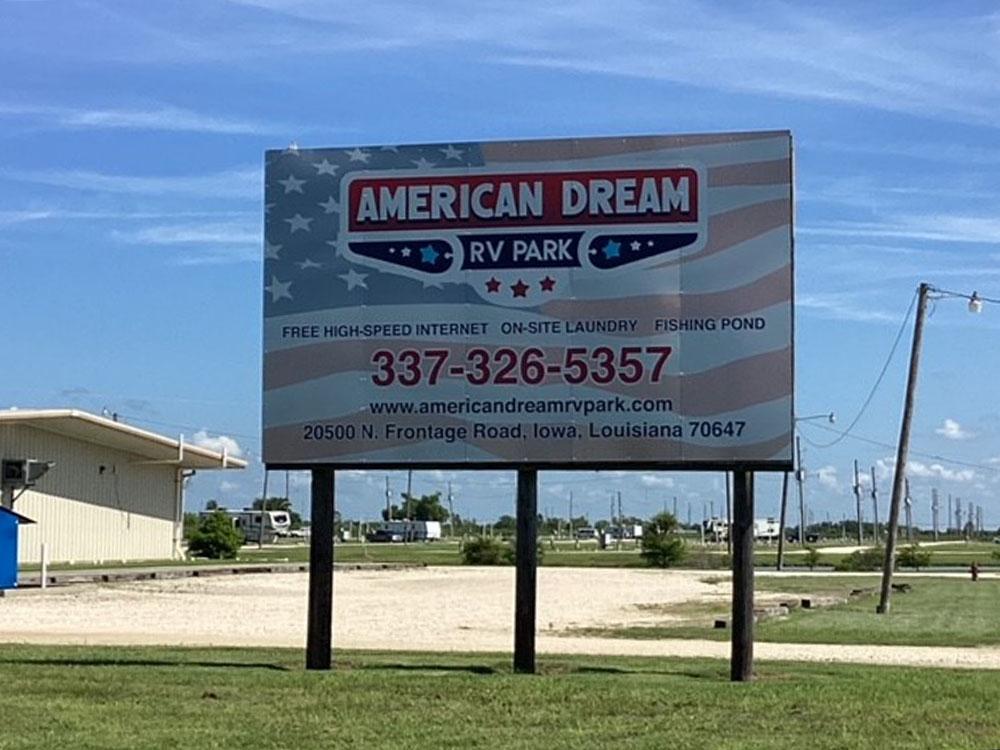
(112, 221, 259, 246)
(0, 208, 252, 227)
(796, 292, 903, 324)
(4, 166, 261, 199)
(800, 214, 1000, 246)
(0, 102, 296, 136)
(936, 419, 974, 441)
(11, 3, 1000, 127)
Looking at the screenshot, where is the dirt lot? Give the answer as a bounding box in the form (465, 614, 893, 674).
(2, 567, 999, 669)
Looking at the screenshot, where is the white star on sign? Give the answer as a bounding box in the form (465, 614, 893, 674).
(346, 147, 371, 163)
(422, 278, 444, 289)
(285, 213, 313, 233)
(264, 241, 282, 260)
(278, 175, 306, 194)
(312, 159, 339, 176)
(264, 202, 275, 215)
(440, 144, 464, 160)
(318, 196, 340, 214)
(265, 276, 293, 302)
(380, 145, 399, 152)
(298, 258, 322, 270)
(630, 240, 641, 251)
(325, 238, 342, 253)
(411, 157, 435, 170)
(339, 268, 368, 290)
(400, 246, 412, 257)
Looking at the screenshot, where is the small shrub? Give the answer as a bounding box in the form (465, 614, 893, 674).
(461, 536, 508, 565)
(640, 512, 687, 568)
(460, 536, 544, 565)
(834, 547, 884, 572)
(187, 511, 244, 559)
(898, 545, 932, 570)
(804, 546, 822, 570)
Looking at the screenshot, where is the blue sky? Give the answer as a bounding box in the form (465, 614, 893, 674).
(1, 0, 998, 528)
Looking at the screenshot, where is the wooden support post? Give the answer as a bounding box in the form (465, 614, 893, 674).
(776, 471, 789, 570)
(306, 466, 335, 670)
(514, 467, 538, 674)
(730, 470, 755, 682)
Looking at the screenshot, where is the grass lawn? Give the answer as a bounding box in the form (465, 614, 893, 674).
(22, 539, 999, 573)
(571, 576, 1000, 647)
(0, 645, 998, 749)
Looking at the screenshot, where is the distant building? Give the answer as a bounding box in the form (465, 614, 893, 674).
(0, 409, 246, 564)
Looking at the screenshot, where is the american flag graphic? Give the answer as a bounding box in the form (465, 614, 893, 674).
(262, 132, 793, 469)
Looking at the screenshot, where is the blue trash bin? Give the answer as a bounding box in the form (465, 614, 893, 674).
(0, 507, 35, 589)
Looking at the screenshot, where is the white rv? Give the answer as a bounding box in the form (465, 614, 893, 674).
(202, 509, 292, 544)
(380, 520, 442, 541)
(701, 517, 781, 542)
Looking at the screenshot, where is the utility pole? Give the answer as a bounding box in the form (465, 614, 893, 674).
(853, 460, 864, 545)
(931, 488, 939, 542)
(948, 494, 953, 535)
(776, 471, 789, 570)
(700, 501, 706, 545)
(796, 437, 806, 545)
(405, 469, 413, 520)
(904, 478, 913, 542)
(673, 496, 678, 519)
(384, 476, 392, 521)
(617, 491, 623, 550)
(447, 482, 455, 538)
(967, 501, 974, 539)
(687, 501, 692, 527)
(877, 281, 930, 615)
(955, 502, 963, 539)
(568, 491, 573, 538)
(725, 472, 733, 556)
(870, 466, 880, 546)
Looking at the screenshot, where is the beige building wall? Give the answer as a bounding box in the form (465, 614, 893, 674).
(1, 424, 180, 564)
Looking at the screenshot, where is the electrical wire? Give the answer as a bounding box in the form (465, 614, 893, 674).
(799, 420, 1000, 475)
(804, 289, 918, 448)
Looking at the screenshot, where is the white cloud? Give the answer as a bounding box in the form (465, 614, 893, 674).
(876, 455, 975, 483)
(815, 465, 839, 490)
(219, 480, 240, 493)
(936, 419, 974, 440)
(639, 474, 675, 488)
(192, 430, 244, 458)
(112, 221, 260, 246)
(0, 101, 297, 136)
(4, 166, 261, 199)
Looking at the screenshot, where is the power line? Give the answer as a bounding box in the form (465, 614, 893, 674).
(806, 289, 918, 449)
(799, 421, 1000, 475)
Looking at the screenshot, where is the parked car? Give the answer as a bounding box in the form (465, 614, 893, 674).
(367, 528, 403, 543)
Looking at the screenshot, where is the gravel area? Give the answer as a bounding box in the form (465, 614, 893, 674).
(1, 567, 998, 669)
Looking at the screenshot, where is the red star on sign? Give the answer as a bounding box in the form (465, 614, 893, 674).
(511, 279, 529, 298)
(540, 276, 556, 292)
(485, 277, 501, 293)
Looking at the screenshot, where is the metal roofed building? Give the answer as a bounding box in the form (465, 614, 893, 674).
(0, 409, 247, 564)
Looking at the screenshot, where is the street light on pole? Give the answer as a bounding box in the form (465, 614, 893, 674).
(877, 284, 995, 614)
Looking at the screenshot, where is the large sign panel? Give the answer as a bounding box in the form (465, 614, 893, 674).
(263, 131, 793, 469)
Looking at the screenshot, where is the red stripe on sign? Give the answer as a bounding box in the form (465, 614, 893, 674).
(347, 168, 698, 232)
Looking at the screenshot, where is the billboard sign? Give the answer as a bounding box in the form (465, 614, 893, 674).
(263, 131, 793, 469)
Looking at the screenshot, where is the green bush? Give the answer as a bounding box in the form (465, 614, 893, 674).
(898, 545, 932, 570)
(804, 547, 822, 570)
(640, 513, 687, 568)
(460, 536, 545, 565)
(187, 511, 244, 560)
(461, 536, 508, 565)
(834, 547, 884, 572)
